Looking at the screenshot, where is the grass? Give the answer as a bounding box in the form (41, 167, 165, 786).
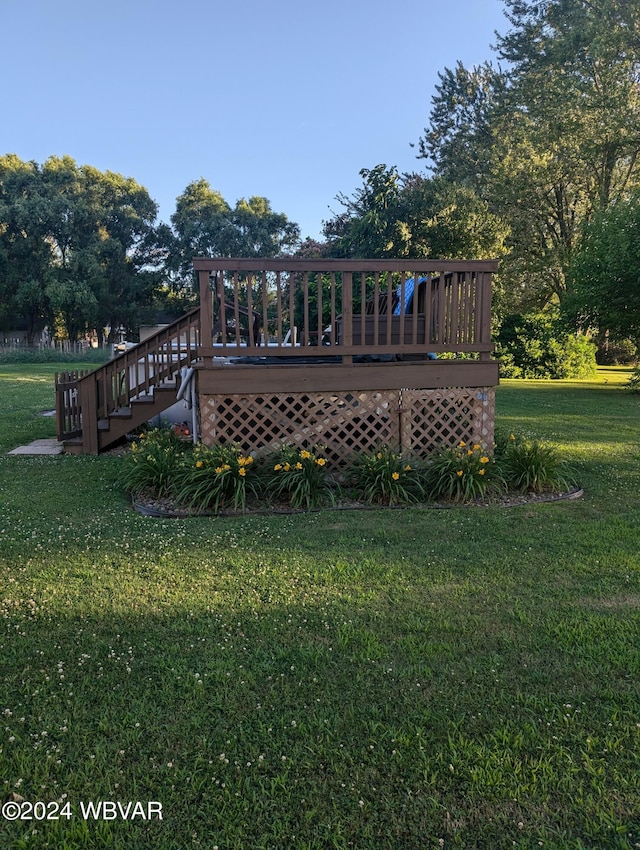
(0, 363, 639, 849)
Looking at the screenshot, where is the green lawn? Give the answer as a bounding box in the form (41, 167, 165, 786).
(1, 364, 639, 849)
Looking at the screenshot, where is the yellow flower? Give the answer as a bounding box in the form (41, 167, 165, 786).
(377, 452, 383, 460)
(480, 456, 490, 464)
(392, 472, 400, 481)
(467, 450, 473, 457)
(478, 468, 486, 476)
(509, 433, 516, 441)
(316, 457, 326, 466)
(238, 468, 246, 477)
(222, 463, 231, 471)
(458, 441, 466, 448)
(456, 470, 463, 477)
(215, 466, 224, 474)
(274, 463, 282, 471)
(196, 460, 204, 469)
(295, 462, 303, 470)
(473, 444, 481, 451)
(404, 464, 412, 471)
(284, 462, 291, 471)
(300, 450, 311, 460)
(238, 456, 251, 466)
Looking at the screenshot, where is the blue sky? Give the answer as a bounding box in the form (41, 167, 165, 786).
(3, 0, 507, 241)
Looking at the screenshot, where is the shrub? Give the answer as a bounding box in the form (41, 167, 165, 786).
(0, 347, 110, 365)
(426, 441, 501, 502)
(499, 437, 573, 494)
(122, 427, 187, 498)
(266, 445, 333, 510)
(626, 366, 640, 394)
(173, 443, 257, 513)
(346, 445, 424, 506)
(495, 311, 597, 379)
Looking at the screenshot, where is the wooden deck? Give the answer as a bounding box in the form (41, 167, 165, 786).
(194, 258, 499, 464)
(56, 257, 499, 458)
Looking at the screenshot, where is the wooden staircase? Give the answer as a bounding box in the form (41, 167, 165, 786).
(55, 307, 201, 454)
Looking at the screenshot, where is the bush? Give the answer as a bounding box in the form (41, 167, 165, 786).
(346, 445, 424, 506)
(495, 311, 597, 379)
(425, 441, 502, 502)
(499, 436, 573, 494)
(625, 366, 640, 394)
(121, 428, 188, 498)
(266, 445, 334, 510)
(0, 347, 110, 365)
(173, 443, 258, 513)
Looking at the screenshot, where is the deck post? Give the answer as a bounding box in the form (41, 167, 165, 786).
(198, 268, 213, 350)
(79, 374, 99, 454)
(479, 270, 493, 361)
(342, 271, 353, 364)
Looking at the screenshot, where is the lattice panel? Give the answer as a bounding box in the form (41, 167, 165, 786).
(200, 391, 400, 468)
(401, 388, 495, 455)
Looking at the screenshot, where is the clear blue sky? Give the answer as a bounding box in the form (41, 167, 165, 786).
(3, 0, 507, 241)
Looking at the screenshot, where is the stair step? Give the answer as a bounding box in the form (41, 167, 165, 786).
(109, 407, 132, 419)
(62, 438, 84, 455)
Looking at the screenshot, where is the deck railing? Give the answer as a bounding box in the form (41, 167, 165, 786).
(193, 258, 498, 361)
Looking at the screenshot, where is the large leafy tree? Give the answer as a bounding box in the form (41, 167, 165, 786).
(566, 193, 640, 347)
(169, 179, 300, 285)
(0, 154, 161, 343)
(78, 165, 161, 342)
(419, 0, 640, 309)
(0, 155, 55, 341)
(323, 164, 508, 262)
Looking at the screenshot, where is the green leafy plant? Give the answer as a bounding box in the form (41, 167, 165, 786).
(500, 437, 573, 494)
(266, 445, 334, 510)
(121, 427, 187, 498)
(625, 366, 640, 394)
(346, 445, 424, 506)
(173, 442, 257, 513)
(426, 441, 501, 502)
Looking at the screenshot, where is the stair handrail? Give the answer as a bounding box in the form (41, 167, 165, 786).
(56, 307, 201, 449)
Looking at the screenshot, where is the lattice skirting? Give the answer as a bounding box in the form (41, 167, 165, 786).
(199, 387, 495, 469)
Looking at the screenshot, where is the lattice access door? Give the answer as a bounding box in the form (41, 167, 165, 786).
(400, 388, 495, 455)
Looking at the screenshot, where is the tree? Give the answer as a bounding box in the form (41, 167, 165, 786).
(80, 165, 161, 342)
(0, 154, 162, 344)
(0, 155, 54, 342)
(419, 0, 640, 309)
(566, 194, 640, 348)
(169, 179, 300, 285)
(323, 165, 508, 262)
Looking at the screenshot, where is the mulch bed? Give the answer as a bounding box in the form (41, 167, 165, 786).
(132, 487, 584, 519)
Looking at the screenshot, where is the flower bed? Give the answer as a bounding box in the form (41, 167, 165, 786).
(123, 428, 579, 517)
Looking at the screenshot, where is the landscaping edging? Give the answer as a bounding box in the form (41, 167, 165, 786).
(132, 487, 584, 519)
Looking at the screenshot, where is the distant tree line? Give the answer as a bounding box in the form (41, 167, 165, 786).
(1, 0, 639, 372)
